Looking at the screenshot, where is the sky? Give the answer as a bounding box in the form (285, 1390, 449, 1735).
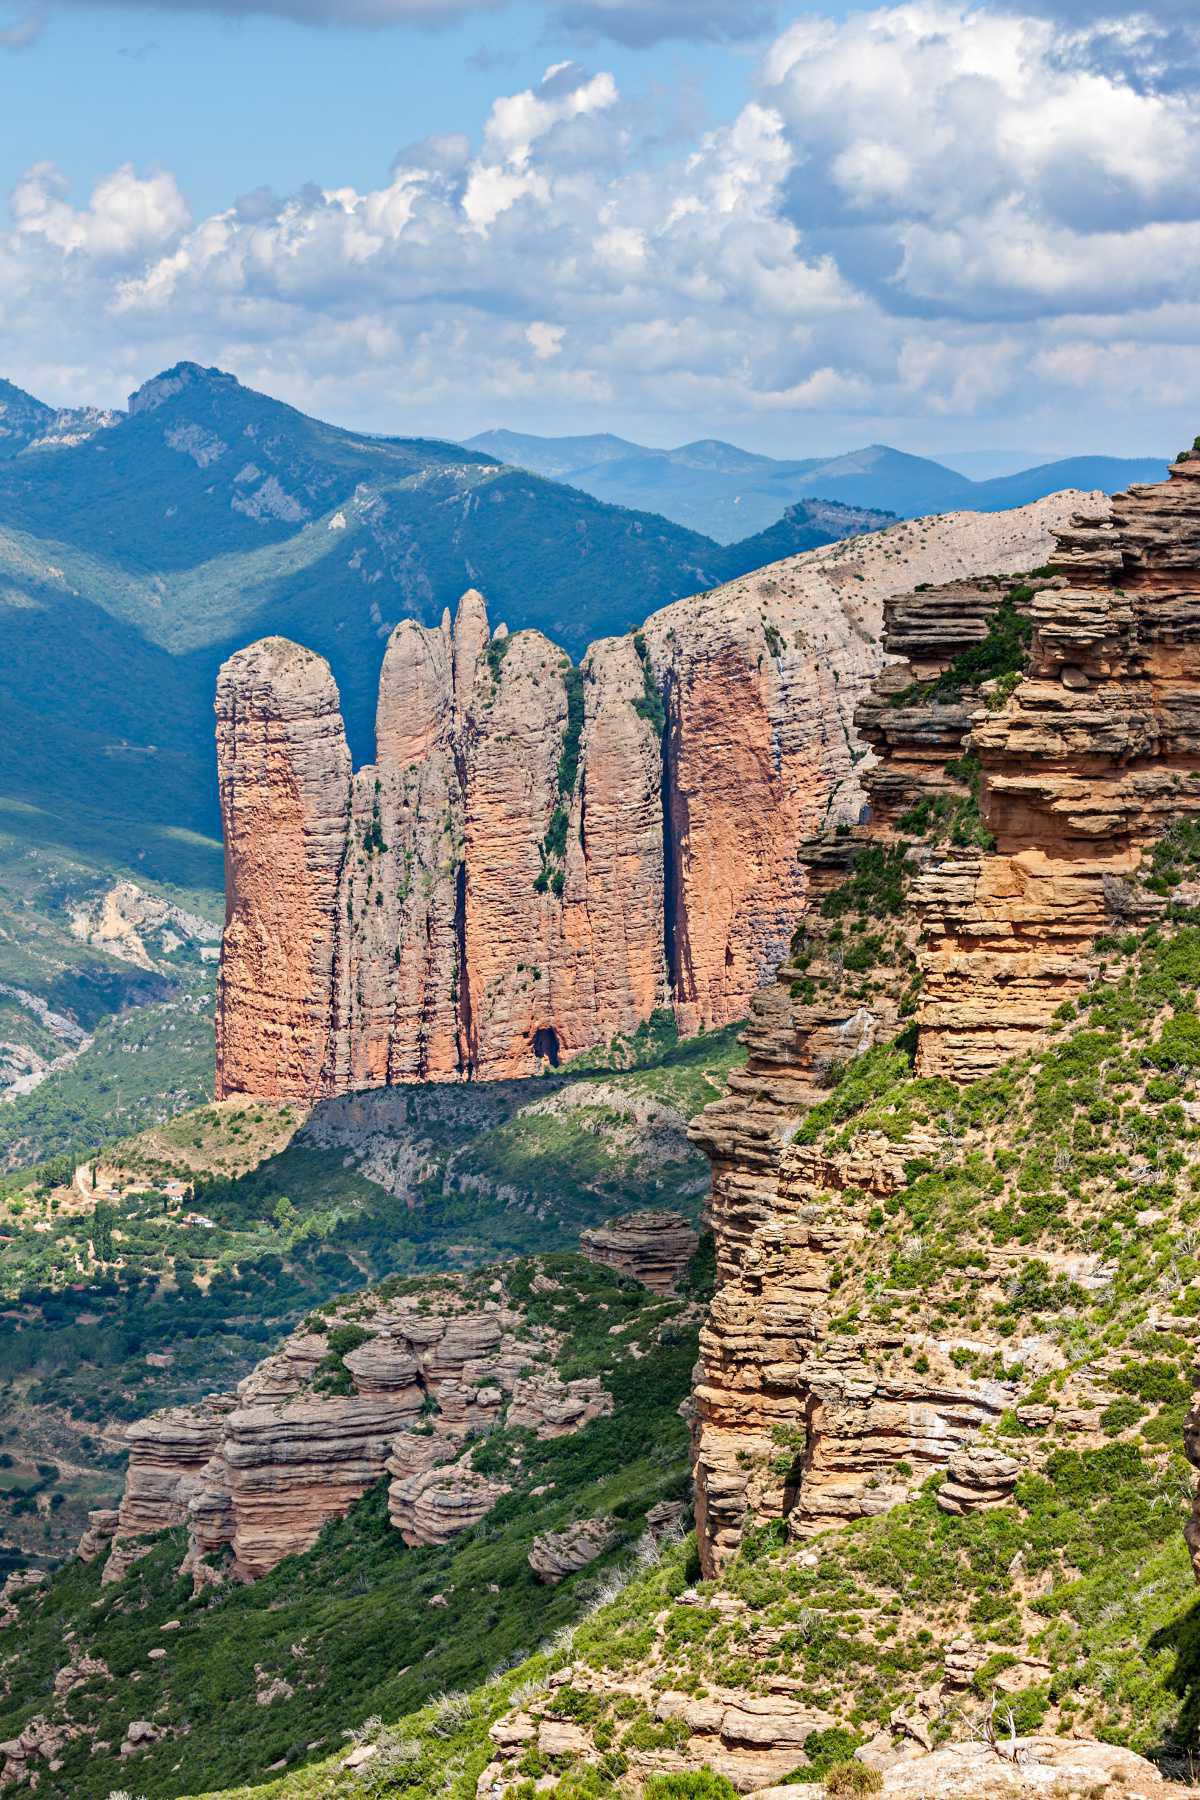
(1, 0, 1198, 459)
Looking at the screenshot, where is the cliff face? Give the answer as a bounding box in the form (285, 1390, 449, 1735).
(217, 497, 1086, 1099)
(916, 471, 1200, 1081)
(215, 640, 351, 1100)
(104, 1274, 621, 1584)
(690, 458, 1200, 1578)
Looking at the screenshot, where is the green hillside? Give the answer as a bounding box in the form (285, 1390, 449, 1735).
(0, 1250, 708, 1799)
(0, 1020, 742, 1566)
(0, 362, 869, 786)
(11, 899, 1200, 1800)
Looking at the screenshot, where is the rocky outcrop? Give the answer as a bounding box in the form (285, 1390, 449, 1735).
(389, 1465, 510, 1549)
(119, 1719, 164, 1760)
(76, 1508, 119, 1563)
(102, 1397, 233, 1584)
(527, 1517, 615, 1583)
(505, 1372, 613, 1438)
(52, 1654, 110, 1699)
(215, 638, 352, 1101)
(580, 1210, 699, 1293)
(189, 1395, 416, 1579)
(690, 457, 1200, 1578)
(217, 498, 1085, 1099)
(936, 1445, 1020, 1516)
(100, 1273, 625, 1583)
(838, 1735, 1183, 1800)
(0, 1716, 77, 1786)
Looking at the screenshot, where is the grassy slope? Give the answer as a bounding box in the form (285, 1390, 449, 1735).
(13, 932, 1200, 1798)
(156, 911, 1200, 1800)
(0, 1253, 706, 1799)
(0, 1023, 743, 1565)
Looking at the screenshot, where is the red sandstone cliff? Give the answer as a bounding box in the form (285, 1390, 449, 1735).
(215, 639, 351, 1100)
(216, 496, 1089, 1100)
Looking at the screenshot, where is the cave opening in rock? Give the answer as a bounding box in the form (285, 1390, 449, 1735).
(533, 1026, 560, 1067)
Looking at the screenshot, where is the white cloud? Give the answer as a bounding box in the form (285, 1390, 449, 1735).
(4, 6, 1200, 452)
(483, 66, 617, 161)
(12, 161, 189, 261)
(526, 321, 565, 358)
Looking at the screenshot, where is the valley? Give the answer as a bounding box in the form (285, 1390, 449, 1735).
(1, 443, 1199, 1800)
(0, 1015, 738, 1568)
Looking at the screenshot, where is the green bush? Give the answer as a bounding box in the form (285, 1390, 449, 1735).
(643, 1773, 738, 1800)
(793, 1726, 864, 1781)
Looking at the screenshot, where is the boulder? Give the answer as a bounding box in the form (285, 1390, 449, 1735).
(528, 1518, 616, 1583)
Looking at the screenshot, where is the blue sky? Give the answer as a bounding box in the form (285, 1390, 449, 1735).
(0, 3, 771, 217)
(1, 0, 1197, 458)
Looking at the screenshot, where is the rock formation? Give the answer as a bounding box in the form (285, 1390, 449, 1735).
(580, 1210, 700, 1293)
(102, 1397, 233, 1585)
(215, 638, 352, 1101)
(216, 498, 1085, 1100)
(690, 457, 1200, 1576)
(75, 1508, 118, 1563)
(527, 1516, 615, 1583)
(935, 1445, 1020, 1516)
(99, 1275, 617, 1582)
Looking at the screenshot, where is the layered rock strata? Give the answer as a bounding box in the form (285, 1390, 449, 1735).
(691, 458, 1200, 1576)
(99, 1277, 615, 1582)
(102, 1398, 233, 1585)
(579, 1210, 699, 1293)
(918, 465, 1200, 1081)
(217, 497, 1085, 1098)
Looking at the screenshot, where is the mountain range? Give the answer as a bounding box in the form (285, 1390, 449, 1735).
(464, 427, 1170, 541)
(0, 363, 888, 885)
(0, 362, 890, 1110)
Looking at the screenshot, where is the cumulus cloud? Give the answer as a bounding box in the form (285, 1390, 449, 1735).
(12, 162, 190, 260)
(762, 4, 1200, 317)
(4, 6, 1199, 451)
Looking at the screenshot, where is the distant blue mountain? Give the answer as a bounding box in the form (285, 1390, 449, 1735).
(465, 430, 1169, 542)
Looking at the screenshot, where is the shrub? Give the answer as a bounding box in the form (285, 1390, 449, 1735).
(643, 1773, 738, 1800)
(824, 1760, 884, 1796)
(795, 1726, 863, 1780)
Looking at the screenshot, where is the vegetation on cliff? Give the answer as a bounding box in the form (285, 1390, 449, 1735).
(0, 1022, 740, 1565)
(0, 1251, 708, 1798)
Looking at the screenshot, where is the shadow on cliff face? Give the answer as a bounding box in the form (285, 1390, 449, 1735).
(1149, 1598, 1200, 1773)
(192, 1020, 743, 1284)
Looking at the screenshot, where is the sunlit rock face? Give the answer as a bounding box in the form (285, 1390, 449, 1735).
(690, 457, 1200, 1578)
(216, 497, 1084, 1098)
